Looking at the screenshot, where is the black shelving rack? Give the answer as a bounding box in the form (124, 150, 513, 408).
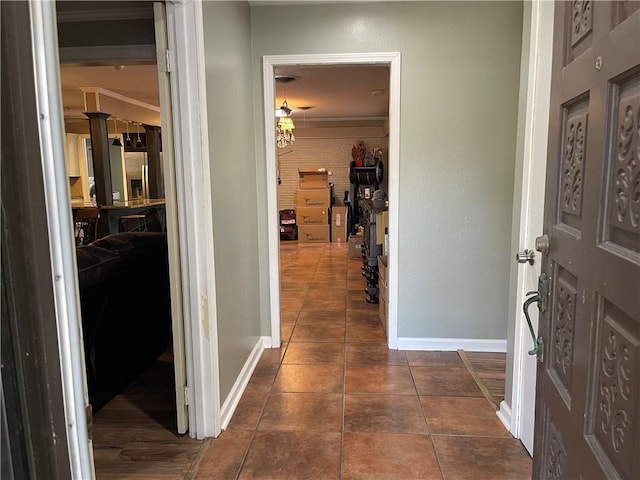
(348, 159, 386, 304)
(360, 199, 387, 303)
(347, 159, 384, 235)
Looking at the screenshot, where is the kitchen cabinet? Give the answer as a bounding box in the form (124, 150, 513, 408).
(65, 133, 81, 176)
(65, 133, 90, 202)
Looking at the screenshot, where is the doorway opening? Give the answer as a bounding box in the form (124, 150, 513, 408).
(273, 64, 390, 339)
(55, 1, 196, 475)
(263, 53, 401, 350)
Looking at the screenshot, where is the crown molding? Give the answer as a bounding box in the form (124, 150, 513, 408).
(79, 87, 161, 113)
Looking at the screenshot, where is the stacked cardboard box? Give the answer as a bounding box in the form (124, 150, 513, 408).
(331, 206, 348, 242)
(296, 207, 328, 226)
(348, 234, 364, 259)
(298, 169, 329, 189)
(295, 169, 329, 243)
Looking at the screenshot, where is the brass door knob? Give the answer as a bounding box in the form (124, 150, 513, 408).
(535, 234, 550, 254)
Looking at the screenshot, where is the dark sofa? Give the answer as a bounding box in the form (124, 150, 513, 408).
(76, 232, 172, 412)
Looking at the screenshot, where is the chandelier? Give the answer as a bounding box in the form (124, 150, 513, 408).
(277, 116, 295, 148)
(276, 100, 295, 148)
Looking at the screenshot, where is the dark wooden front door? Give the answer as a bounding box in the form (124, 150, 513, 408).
(533, 2, 640, 478)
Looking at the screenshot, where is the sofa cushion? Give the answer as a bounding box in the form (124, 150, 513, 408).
(90, 232, 167, 257)
(76, 245, 123, 288)
(76, 231, 171, 412)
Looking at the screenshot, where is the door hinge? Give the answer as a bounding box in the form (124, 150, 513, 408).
(158, 49, 173, 73)
(184, 386, 191, 406)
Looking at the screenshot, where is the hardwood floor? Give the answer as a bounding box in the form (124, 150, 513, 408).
(92, 352, 206, 480)
(458, 350, 507, 410)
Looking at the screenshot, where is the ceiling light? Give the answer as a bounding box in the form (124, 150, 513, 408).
(276, 116, 295, 149)
(135, 123, 144, 149)
(276, 99, 292, 117)
(371, 89, 385, 96)
(111, 118, 123, 147)
(124, 121, 132, 148)
(275, 75, 298, 83)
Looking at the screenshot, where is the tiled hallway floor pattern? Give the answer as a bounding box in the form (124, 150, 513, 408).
(195, 242, 532, 479)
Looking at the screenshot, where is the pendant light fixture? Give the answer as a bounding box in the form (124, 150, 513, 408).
(111, 118, 123, 147)
(274, 75, 298, 148)
(135, 123, 144, 149)
(276, 99, 292, 117)
(277, 116, 295, 148)
(276, 99, 295, 148)
(124, 121, 132, 148)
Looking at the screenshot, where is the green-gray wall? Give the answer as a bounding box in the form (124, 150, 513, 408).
(251, 2, 523, 340)
(202, 1, 261, 402)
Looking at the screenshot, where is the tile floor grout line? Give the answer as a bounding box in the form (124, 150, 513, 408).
(281, 244, 321, 333)
(233, 425, 258, 480)
(288, 244, 325, 340)
(183, 438, 212, 480)
(234, 374, 278, 479)
(411, 364, 447, 480)
(234, 336, 288, 479)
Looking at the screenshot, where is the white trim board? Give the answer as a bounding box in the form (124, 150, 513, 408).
(79, 87, 161, 112)
(497, 400, 512, 432)
(262, 52, 401, 350)
(165, 0, 221, 439)
(30, 1, 94, 476)
(506, 0, 554, 456)
(396, 338, 507, 352)
(220, 337, 270, 430)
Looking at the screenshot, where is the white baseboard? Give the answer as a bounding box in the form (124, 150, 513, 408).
(497, 400, 513, 433)
(220, 336, 270, 430)
(396, 337, 507, 352)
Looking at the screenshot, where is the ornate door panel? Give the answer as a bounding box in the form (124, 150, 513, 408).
(533, 2, 640, 479)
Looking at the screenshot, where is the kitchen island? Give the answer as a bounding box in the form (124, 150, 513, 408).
(72, 198, 166, 240)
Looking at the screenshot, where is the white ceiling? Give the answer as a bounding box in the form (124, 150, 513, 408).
(60, 64, 160, 118)
(275, 64, 390, 122)
(60, 63, 390, 122)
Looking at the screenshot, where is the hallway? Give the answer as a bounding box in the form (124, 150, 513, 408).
(195, 242, 532, 479)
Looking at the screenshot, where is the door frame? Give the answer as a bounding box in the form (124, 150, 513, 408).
(502, 0, 554, 454)
(262, 52, 401, 349)
(29, 0, 95, 477)
(153, 1, 189, 435)
(164, 0, 221, 439)
(32, 0, 221, 457)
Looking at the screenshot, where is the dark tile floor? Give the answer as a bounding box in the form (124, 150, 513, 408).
(195, 242, 532, 479)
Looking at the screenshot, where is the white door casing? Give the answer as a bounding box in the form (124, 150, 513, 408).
(29, 0, 95, 477)
(502, 0, 554, 455)
(153, 1, 189, 436)
(164, 0, 221, 439)
(36, 2, 221, 468)
(262, 52, 401, 350)
(31, 2, 222, 477)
